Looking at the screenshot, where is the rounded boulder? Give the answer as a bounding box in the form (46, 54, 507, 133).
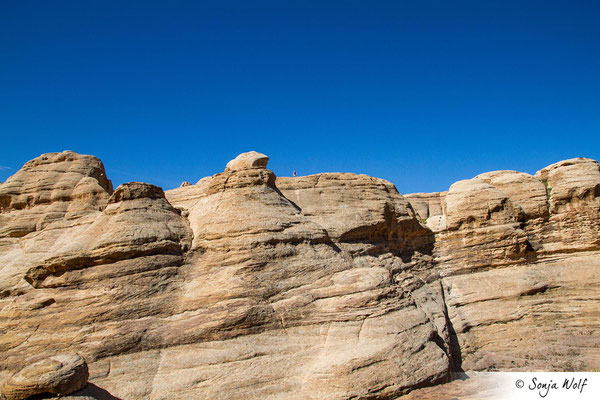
(1, 354, 89, 400)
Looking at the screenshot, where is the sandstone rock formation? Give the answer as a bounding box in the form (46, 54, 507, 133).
(1, 152, 598, 400)
(0, 151, 112, 239)
(405, 157, 600, 375)
(1, 354, 88, 400)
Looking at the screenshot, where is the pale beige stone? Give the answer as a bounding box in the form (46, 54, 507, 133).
(224, 151, 269, 171)
(277, 173, 429, 247)
(443, 251, 600, 372)
(444, 178, 524, 231)
(536, 157, 600, 212)
(404, 191, 446, 220)
(535, 158, 600, 254)
(475, 170, 548, 218)
(1, 152, 599, 400)
(425, 214, 447, 232)
(0, 151, 112, 239)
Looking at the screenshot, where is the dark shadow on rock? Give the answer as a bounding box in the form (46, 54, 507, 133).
(327, 241, 342, 253)
(66, 383, 123, 400)
(439, 281, 464, 373)
(272, 186, 303, 213)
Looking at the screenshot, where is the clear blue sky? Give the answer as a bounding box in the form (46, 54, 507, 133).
(1, 1, 599, 193)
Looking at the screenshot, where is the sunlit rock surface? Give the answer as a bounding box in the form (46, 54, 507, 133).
(1, 152, 598, 400)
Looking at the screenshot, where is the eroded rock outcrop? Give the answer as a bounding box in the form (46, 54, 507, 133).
(1, 152, 599, 400)
(405, 157, 600, 374)
(535, 158, 600, 254)
(0, 151, 112, 238)
(157, 154, 450, 399)
(434, 178, 532, 274)
(1, 151, 451, 400)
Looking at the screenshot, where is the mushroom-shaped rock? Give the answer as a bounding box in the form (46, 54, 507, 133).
(225, 151, 269, 171)
(1, 354, 89, 400)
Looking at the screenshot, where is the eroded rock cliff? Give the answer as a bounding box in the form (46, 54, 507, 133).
(0, 151, 598, 400)
(406, 158, 600, 375)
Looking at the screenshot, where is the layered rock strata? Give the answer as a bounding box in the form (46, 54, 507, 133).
(405, 157, 600, 374)
(0, 152, 598, 400)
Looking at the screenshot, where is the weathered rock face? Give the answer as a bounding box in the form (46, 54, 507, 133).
(0, 151, 112, 239)
(474, 170, 548, 219)
(1, 152, 599, 400)
(403, 192, 446, 221)
(1, 152, 450, 400)
(0, 153, 193, 400)
(156, 156, 450, 400)
(404, 157, 600, 374)
(535, 158, 600, 254)
(434, 178, 532, 274)
(277, 174, 431, 250)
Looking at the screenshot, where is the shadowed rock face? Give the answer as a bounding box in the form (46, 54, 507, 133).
(1, 152, 599, 400)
